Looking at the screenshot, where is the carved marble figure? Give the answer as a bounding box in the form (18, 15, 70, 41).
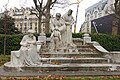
(62, 9, 74, 46)
(50, 26, 61, 52)
(11, 29, 41, 67)
(50, 13, 66, 48)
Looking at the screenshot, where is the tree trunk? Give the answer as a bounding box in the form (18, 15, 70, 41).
(4, 15, 7, 55)
(38, 13, 42, 33)
(44, 0, 52, 33)
(45, 9, 50, 33)
(112, 0, 120, 36)
(4, 32, 6, 55)
(112, 15, 119, 36)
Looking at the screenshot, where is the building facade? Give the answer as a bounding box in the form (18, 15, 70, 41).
(8, 7, 45, 33)
(80, 0, 115, 33)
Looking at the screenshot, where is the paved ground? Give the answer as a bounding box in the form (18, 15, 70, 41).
(0, 66, 120, 77)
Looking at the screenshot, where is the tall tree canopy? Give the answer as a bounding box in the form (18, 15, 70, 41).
(0, 14, 20, 34)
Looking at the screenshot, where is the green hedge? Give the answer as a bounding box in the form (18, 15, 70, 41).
(0, 33, 51, 55)
(72, 33, 84, 38)
(0, 34, 23, 55)
(0, 33, 120, 55)
(72, 33, 120, 51)
(90, 33, 120, 51)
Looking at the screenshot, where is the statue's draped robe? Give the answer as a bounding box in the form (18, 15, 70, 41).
(11, 35, 41, 67)
(62, 13, 74, 45)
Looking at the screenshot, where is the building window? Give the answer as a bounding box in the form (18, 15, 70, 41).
(20, 22, 23, 31)
(17, 24, 19, 28)
(87, 22, 89, 32)
(20, 22, 22, 27)
(30, 22, 32, 29)
(35, 27, 37, 33)
(94, 11, 98, 18)
(35, 22, 37, 27)
(90, 15, 93, 20)
(25, 16, 27, 20)
(20, 26, 22, 32)
(30, 26, 32, 29)
(87, 14, 90, 21)
(24, 23, 27, 27)
(98, 13, 102, 17)
(24, 27, 27, 33)
(24, 23, 27, 33)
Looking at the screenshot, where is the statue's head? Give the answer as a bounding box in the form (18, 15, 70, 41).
(27, 29, 35, 36)
(56, 13, 61, 20)
(68, 9, 73, 16)
(28, 29, 35, 34)
(54, 26, 59, 31)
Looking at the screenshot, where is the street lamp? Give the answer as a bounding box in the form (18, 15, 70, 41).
(74, 0, 82, 33)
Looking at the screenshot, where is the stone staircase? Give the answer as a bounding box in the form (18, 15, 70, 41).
(2, 34, 120, 77)
(4, 38, 120, 73)
(16, 41, 120, 72)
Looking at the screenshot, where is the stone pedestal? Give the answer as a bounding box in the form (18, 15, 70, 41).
(38, 33, 46, 43)
(38, 33, 47, 51)
(110, 52, 120, 63)
(83, 34, 91, 44)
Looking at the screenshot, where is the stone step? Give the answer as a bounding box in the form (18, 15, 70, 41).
(40, 52, 103, 58)
(41, 46, 100, 54)
(20, 64, 120, 71)
(40, 57, 108, 64)
(77, 48, 95, 52)
(42, 45, 96, 51)
(4, 62, 120, 72)
(2, 69, 120, 77)
(76, 45, 93, 48)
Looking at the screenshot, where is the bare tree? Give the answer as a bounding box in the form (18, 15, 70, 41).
(32, 0, 56, 33)
(112, 0, 120, 36)
(32, 0, 69, 33)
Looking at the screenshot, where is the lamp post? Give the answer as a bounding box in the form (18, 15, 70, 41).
(74, 3, 79, 33)
(74, 0, 82, 33)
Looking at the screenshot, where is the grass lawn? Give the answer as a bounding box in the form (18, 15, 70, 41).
(0, 76, 120, 80)
(0, 55, 10, 66)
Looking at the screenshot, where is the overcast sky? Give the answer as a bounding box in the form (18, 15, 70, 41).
(0, 0, 101, 32)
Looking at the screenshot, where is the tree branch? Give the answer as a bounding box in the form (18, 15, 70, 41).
(51, 0, 57, 4)
(30, 11, 39, 18)
(53, 6, 67, 8)
(33, 0, 40, 12)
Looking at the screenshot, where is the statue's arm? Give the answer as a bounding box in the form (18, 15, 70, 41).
(50, 32, 54, 40)
(62, 15, 74, 26)
(59, 20, 66, 31)
(27, 36, 36, 45)
(58, 32, 61, 41)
